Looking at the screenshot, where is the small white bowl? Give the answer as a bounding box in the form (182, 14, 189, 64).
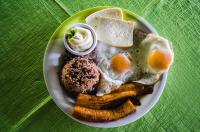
(64, 23, 97, 56)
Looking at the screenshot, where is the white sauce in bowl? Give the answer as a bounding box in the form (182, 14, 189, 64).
(68, 27, 93, 51)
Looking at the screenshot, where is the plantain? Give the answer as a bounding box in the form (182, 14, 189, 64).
(76, 91, 136, 109)
(111, 83, 153, 96)
(73, 99, 136, 122)
(76, 83, 153, 109)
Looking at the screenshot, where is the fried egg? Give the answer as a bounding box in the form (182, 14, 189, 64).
(96, 34, 174, 96)
(139, 34, 174, 74)
(96, 42, 139, 96)
(133, 34, 174, 84)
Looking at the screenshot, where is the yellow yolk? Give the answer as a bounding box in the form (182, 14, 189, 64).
(148, 49, 172, 71)
(111, 53, 131, 74)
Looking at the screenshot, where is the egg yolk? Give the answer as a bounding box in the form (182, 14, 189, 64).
(148, 49, 172, 70)
(111, 53, 131, 74)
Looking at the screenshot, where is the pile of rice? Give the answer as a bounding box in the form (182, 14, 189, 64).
(61, 57, 100, 93)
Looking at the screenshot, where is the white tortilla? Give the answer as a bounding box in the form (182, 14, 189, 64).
(87, 17, 134, 47)
(85, 8, 123, 24)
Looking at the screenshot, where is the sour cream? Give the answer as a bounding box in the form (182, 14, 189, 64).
(68, 27, 93, 51)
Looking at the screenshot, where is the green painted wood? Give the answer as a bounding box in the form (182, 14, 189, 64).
(0, 0, 200, 131)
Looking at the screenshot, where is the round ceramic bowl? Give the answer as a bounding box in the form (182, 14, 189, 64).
(43, 6, 168, 128)
(63, 23, 97, 56)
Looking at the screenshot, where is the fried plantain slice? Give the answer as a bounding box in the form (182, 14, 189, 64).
(111, 83, 140, 93)
(76, 91, 136, 109)
(111, 83, 153, 96)
(73, 99, 136, 122)
(76, 83, 153, 109)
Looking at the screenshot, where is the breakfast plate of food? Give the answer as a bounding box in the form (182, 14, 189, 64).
(43, 6, 174, 128)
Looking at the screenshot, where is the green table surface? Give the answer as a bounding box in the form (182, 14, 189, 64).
(1, 0, 200, 131)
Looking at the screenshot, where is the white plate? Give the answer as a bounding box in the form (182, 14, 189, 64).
(43, 7, 167, 128)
